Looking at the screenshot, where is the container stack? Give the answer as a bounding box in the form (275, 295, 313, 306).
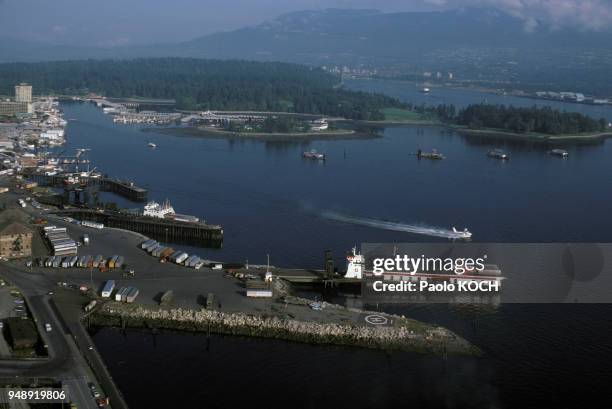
(43, 225, 77, 256)
(140, 239, 205, 269)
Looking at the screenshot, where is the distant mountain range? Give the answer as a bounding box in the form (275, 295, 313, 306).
(178, 8, 612, 63)
(2, 8, 612, 94)
(2, 8, 611, 63)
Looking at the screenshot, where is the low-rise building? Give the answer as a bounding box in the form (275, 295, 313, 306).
(0, 101, 33, 116)
(311, 118, 329, 131)
(0, 209, 33, 259)
(246, 280, 273, 298)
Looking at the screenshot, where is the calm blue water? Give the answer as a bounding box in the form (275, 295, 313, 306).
(62, 98, 612, 268)
(93, 304, 612, 409)
(65, 80, 612, 409)
(346, 78, 612, 121)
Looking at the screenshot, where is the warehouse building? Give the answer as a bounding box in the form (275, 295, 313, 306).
(0, 209, 33, 259)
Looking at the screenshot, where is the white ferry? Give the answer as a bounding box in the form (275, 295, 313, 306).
(143, 199, 200, 223)
(143, 199, 175, 218)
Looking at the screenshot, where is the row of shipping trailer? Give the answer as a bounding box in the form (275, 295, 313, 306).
(100, 280, 139, 303)
(43, 225, 77, 256)
(140, 239, 206, 269)
(81, 220, 104, 229)
(114, 286, 139, 303)
(43, 254, 125, 269)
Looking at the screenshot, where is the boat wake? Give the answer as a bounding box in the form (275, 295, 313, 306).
(321, 211, 472, 240)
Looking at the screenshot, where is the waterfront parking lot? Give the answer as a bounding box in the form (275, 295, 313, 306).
(5, 195, 382, 330)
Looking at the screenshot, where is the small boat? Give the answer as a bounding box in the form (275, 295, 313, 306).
(420, 87, 431, 93)
(549, 149, 568, 158)
(148, 142, 157, 148)
(302, 149, 326, 160)
(487, 149, 509, 160)
(417, 149, 445, 160)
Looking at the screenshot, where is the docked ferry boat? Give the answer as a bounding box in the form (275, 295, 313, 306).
(143, 199, 200, 223)
(343, 247, 502, 288)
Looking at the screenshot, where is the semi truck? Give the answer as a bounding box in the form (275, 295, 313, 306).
(101, 280, 116, 298)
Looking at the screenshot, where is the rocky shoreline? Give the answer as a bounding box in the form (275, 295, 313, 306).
(91, 302, 481, 356)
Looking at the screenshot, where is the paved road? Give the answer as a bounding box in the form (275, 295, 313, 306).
(0, 265, 103, 409)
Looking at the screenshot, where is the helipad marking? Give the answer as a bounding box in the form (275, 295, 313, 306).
(365, 314, 388, 325)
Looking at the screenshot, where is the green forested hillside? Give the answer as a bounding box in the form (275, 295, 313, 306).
(0, 58, 404, 120)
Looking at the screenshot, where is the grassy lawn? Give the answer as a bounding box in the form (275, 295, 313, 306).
(381, 108, 438, 123)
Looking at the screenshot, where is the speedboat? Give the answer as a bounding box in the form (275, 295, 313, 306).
(452, 227, 472, 239)
(148, 142, 157, 148)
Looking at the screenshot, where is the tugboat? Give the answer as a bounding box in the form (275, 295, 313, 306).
(302, 149, 326, 160)
(487, 149, 509, 160)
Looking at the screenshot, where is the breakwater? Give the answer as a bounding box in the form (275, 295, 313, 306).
(91, 303, 480, 356)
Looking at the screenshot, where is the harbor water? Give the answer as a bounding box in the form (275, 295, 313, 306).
(58, 80, 612, 408)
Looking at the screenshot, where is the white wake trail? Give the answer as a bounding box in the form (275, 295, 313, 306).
(322, 211, 471, 240)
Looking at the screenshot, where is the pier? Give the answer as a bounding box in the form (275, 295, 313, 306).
(53, 208, 223, 246)
(273, 269, 361, 287)
(23, 171, 148, 202)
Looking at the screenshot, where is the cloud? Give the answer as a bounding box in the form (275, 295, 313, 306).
(423, 0, 612, 30)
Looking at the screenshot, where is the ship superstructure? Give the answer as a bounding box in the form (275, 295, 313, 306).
(142, 199, 200, 223)
(345, 247, 365, 279)
(143, 199, 175, 218)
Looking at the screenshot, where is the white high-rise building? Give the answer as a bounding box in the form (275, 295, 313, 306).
(15, 83, 32, 103)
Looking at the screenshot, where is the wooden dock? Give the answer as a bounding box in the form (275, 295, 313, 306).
(258, 268, 361, 287)
(23, 172, 148, 202)
(54, 208, 223, 247)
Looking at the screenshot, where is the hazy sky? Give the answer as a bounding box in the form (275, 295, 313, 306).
(1, 0, 610, 46)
